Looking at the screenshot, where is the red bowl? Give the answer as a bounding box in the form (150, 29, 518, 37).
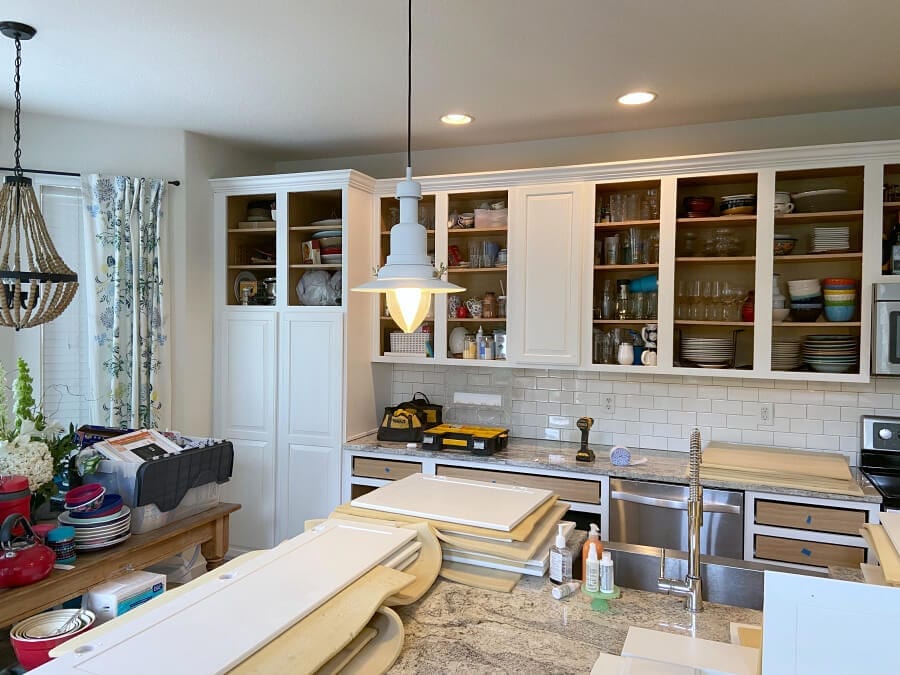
(10, 610, 95, 669)
(822, 278, 856, 287)
(64, 484, 105, 512)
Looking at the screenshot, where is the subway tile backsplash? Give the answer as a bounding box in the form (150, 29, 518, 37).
(391, 365, 900, 465)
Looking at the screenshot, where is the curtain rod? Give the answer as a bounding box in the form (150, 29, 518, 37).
(0, 166, 180, 186)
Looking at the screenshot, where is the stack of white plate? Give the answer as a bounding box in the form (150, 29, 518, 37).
(802, 335, 859, 373)
(58, 505, 132, 551)
(811, 226, 850, 253)
(680, 336, 734, 368)
(772, 339, 803, 371)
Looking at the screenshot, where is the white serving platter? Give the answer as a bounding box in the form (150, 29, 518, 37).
(35, 519, 416, 675)
(350, 473, 552, 532)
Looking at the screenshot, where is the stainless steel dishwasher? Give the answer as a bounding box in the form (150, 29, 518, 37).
(609, 478, 744, 559)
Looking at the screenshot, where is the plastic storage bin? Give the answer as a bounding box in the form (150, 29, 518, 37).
(91, 441, 233, 534)
(474, 208, 507, 228)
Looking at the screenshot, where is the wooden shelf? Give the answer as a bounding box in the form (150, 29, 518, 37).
(774, 252, 862, 262)
(884, 201, 900, 209)
(228, 227, 276, 234)
(290, 225, 344, 232)
(594, 263, 659, 270)
(675, 320, 752, 326)
(228, 264, 276, 270)
(774, 210, 863, 224)
(448, 317, 506, 323)
(594, 220, 659, 229)
(675, 256, 756, 263)
(447, 227, 508, 235)
(447, 267, 507, 273)
(774, 321, 861, 327)
(593, 319, 650, 324)
(676, 215, 756, 226)
(289, 264, 342, 269)
(381, 229, 435, 235)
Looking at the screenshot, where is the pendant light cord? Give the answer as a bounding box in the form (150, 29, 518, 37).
(407, 0, 412, 171)
(12, 36, 21, 176)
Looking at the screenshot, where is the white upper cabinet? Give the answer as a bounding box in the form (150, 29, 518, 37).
(507, 182, 586, 365)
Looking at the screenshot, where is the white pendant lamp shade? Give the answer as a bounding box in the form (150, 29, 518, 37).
(354, 167, 463, 332)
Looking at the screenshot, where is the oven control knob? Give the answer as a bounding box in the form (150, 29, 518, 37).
(879, 428, 893, 440)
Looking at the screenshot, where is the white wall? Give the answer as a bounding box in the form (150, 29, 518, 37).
(177, 132, 276, 434)
(0, 108, 277, 433)
(276, 105, 900, 178)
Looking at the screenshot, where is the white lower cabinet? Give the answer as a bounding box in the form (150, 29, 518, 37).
(507, 182, 586, 365)
(215, 310, 278, 553)
(276, 311, 344, 541)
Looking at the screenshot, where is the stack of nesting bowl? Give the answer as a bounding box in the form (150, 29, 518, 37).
(787, 279, 822, 322)
(10, 609, 96, 669)
(822, 278, 857, 322)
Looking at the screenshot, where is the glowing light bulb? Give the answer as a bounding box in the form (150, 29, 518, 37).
(386, 287, 432, 333)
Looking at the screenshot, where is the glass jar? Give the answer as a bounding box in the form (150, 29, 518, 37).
(463, 334, 477, 359)
(713, 228, 740, 257)
(482, 292, 497, 318)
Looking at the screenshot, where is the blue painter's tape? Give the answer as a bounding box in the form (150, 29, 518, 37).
(801, 548, 812, 557)
(806, 515, 812, 524)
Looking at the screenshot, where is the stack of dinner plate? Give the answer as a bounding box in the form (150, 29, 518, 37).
(58, 504, 132, 551)
(810, 226, 850, 253)
(771, 339, 803, 371)
(680, 336, 734, 368)
(802, 335, 859, 373)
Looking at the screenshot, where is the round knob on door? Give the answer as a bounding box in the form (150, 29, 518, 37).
(879, 428, 894, 440)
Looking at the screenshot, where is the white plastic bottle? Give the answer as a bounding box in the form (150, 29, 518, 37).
(548, 523, 572, 585)
(600, 551, 615, 593)
(584, 542, 600, 593)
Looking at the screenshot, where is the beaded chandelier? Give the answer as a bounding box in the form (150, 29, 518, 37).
(0, 21, 77, 330)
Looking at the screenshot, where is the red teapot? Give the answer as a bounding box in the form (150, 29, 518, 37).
(0, 514, 55, 588)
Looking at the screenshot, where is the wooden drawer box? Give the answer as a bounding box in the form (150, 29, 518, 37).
(755, 499, 867, 536)
(352, 457, 422, 481)
(754, 534, 865, 568)
(435, 465, 600, 504)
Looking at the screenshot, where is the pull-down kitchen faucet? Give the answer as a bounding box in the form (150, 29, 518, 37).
(657, 428, 703, 612)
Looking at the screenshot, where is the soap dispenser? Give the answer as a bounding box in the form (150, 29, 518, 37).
(549, 524, 572, 585)
(581, 523, 602, 580)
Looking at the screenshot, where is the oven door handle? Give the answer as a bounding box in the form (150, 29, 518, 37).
(610, 490, 742, 515)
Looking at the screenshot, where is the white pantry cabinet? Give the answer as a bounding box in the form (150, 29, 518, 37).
(212, 171, 376, 553)
(507, 182, 587, 365)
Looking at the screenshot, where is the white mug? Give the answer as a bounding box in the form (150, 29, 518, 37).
(773, 202, 795, 214)
(641, 324, 658, 344)
(617, 342, 634, 366)
(641, 349, 657, 366)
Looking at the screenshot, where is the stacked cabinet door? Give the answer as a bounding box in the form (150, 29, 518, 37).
(277, 311, 344, 541)
(508, 183, 586, 365)
(215, 310, 278, 552)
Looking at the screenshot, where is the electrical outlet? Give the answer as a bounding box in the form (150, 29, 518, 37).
(602, 395, 615, 414)
(759, 403, 774, 424)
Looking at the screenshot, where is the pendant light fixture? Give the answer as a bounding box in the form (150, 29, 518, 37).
(352, 0, 463, 333)
(0, 21, 77, 330)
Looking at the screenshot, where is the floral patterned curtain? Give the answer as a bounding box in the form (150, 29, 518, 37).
(82, 175, 170, 429)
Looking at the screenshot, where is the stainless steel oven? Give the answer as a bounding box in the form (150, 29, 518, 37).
(873, 283, 900, 376)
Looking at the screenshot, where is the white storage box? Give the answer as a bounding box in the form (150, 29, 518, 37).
(84, 571, 166, 624)
(474, 208, 507, 228)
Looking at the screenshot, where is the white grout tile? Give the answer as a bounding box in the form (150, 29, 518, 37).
(652, 375, 684, 384)
(823, 420, 858, 436)
(805, 434, 841, 451)
(667, 437, 691, 452)
(574, 391, 600, 406)
(790, 390, 825, 404)
(625, 394, 654, 409)
(726, 414, 759, 430)
(587, 380, 614, 393)
(512, 400, 537, 414)
(613, 381, 642, 395)
(776, 432, 808, 448)
(613, 433, 640, 447)
(536, 402, 562, 416)
(640, 382, 670, 396)
(790, 418, 823, 434)
(841, 406, 875, 422)
(805, 405, 842, 421)
(525, 389, 550, 403)
(639, 408, 669, 423)
(681, 398, 712, 413)
(513, 376, 536, 389)
(667, 384, 699, 398)
(765, 389, 793, 403)
(698, 385, 728, 400)
(626, 421, 655, 436)
(561, 403, 587, 418)
(562, 378, 586, 392)
(728, 386, 759, 401)
(697, 413, 727, 428)
(653, 396, 683, 410)
(653, 423, 683, 438)
(709, 427, 742, 443)
(823, 391, 859, 406)
(549, 390, 574, 404)
(742, 430, 774, 445)
(841, 381, 876, 392)
(775, 380, 806, 389)
(758, 417, 791, 433)
(549, 416, 571, 428)
(671, 410, 697, 426)
(875, 377, 900, 394)
(711, 399, 743, 415)
(858, 393, 894, 408)
(536, 377, 562, 390)
(639, 435, 669, 450)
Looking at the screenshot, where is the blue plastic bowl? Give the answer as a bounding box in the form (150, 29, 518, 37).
(824, 305, 855, 322)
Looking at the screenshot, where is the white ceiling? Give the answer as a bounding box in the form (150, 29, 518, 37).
(3, 1, 900, 160)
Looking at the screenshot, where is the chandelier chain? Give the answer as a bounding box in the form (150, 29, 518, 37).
(12, 36, 21, 176)
(407, 0, 411, 170)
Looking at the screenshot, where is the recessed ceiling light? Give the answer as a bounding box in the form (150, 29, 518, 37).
(440, 113, 473, 125)
(617, 91, 657, 106)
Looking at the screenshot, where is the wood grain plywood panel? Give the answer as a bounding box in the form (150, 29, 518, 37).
(755, 499, 867, 536)
(435, 465, 600, 504)
(755, 534, 864, 568)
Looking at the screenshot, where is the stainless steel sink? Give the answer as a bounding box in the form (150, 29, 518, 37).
(604, 541, 825, 610)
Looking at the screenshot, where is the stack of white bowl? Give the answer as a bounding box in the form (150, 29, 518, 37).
(772, 339, 803, 371)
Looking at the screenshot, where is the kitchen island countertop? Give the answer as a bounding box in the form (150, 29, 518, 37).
(388, 574, 762, 674)
(345, 434, 881, 504)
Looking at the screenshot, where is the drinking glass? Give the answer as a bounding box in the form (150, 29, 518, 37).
(604, 235, 620, 265)
(647, 291, 658, 319)
(609, 193, 626, 222)
(625, 192, 641, 221)
(629, 227, 643, 266)
(468, 240, 482, 268)
(632, 291, 646, 320)
(643, 188, 660, 220)
(688, 280, 703, 320)
(601, 279, 615, 319)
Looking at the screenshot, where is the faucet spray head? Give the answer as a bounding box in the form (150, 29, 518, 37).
(689, 428, 702, 502)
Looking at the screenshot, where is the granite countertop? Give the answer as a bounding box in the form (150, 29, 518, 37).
(389, 575, 762, 674)
(345, 434, 881, 504)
